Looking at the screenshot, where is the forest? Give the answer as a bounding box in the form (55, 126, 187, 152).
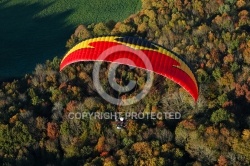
(0, 0, 250, 165)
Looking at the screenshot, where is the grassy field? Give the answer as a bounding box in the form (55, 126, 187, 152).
(0, 0, 141, 80)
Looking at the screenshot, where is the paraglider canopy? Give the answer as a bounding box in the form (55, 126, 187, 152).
(60, 36, 199, 101)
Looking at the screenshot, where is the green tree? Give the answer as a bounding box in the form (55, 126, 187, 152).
(210, 108, 230, 124)
(0, 121, 35, 157)
(196, 69, 209, 83)
(93, 22, 111, 36)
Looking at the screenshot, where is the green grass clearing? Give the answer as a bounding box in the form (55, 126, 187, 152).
(0, 0, 141, 80)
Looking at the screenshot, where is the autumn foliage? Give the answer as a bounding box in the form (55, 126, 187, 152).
(0, 0, 250, 165)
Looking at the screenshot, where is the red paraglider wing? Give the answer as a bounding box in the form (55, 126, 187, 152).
(60, 36, 199, 101)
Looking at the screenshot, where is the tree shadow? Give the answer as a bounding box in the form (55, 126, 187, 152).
(0, 1, 74, 81)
